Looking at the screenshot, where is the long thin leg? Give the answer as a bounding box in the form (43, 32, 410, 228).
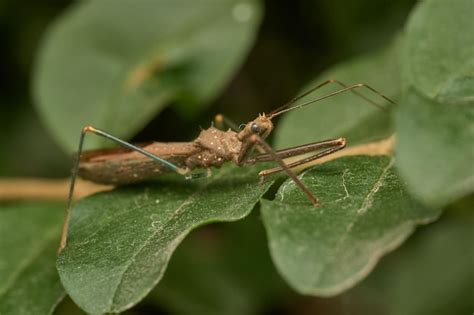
(269, 80, 396, 118)
(250, 134, 320, 207)
(246, 138, 345, 163)
(257, 138, 346, 177)
(58, 125, 201, 254)
(59, 128, 88, 254)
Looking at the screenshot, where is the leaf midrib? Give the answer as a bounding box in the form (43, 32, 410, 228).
(310, 157, 394, 288)
(108, 167, 233, 310)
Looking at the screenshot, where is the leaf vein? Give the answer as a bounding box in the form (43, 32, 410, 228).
(311, 157, 394, 287)
(109, 167, 232, 308)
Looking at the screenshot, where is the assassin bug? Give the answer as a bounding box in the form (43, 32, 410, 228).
(59, 79, 395, 253)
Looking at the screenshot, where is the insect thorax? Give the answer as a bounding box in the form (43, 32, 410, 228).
(187, 127, 242, 168)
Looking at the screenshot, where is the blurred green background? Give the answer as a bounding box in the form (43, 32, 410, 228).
(1, 1, 472, 314)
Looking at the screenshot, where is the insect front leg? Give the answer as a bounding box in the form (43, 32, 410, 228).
(252, 138, 346, 177)
(248, 134, 320, 207)
(247, 136, 347, 207)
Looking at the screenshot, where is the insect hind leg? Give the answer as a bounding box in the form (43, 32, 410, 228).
(58, 126, 200, 254)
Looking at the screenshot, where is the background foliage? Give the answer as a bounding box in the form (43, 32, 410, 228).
(0, 0, 472, 314)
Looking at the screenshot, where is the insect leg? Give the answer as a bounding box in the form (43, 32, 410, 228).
(249, 134, 320, 207)
(255, 138, 346, 177)
(246, 138, 345, 163)
(58, 126, 202, 254)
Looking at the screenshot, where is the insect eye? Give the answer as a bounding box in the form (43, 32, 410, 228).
(250, 123, 260, 133)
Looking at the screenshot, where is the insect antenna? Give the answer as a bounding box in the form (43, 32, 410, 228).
(268, 79, 396, 119)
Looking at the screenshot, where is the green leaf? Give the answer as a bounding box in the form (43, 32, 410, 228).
(34, 0, 262, 152)
(0, 202, 65, 315)
(397, 0, 474, 207)
(150, 212, 292, 315)
(274, 37, 401, 150)
(402, 0, 474, 101)
(57, 165, 274, 314)
(349, 198, 474, 315)
(396, 89, 474, 207)
(260, 156, 441, 296)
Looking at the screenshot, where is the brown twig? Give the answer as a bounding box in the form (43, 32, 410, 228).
(0, 178, 112, 201)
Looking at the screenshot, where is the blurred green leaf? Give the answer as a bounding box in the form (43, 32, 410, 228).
(401, 0, 474, 101)
(150, 212, 292, 315)
(261, 156, 440, 296)
(0, 202, 65, 315)
(396, 0, 474, 207)
(346, 197, 474, 315)
(57, 164, 274, 314)
(34, 0, 262, 152)
(396, 90, 474, 207)
(274, 37, 401, 150)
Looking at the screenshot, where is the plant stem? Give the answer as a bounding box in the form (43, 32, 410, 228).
(0, 178, 111, 201)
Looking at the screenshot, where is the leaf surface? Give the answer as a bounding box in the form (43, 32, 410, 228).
(57, 165, 274, 313)
(353, 202, 474, 315)
(402, 0, 474, 101)
(396, 90, 474, 207)
(34, 0, 262, 152)
(260, 156, 441, 296)
(397, 0, 474, 207)
(150, 212, 291, 315)
(0, 202, 65, 315)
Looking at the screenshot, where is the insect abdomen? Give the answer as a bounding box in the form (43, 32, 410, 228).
(78, 142, 198, 185)
(78, 159, 176, 185)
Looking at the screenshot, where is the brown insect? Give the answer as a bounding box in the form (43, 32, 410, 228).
(59, 79, 395, 253)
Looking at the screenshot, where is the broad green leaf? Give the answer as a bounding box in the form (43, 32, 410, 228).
(260, 156, 440, 296)
(57, 164, 275, 314)
(402, 0, 474, 101)
(34, 0, 262, 152)
(397, 0, 474, 207)
(150, 212, 292, 315)
(0, 202, 65, 315)
(396, 89, 474, 207)
(274, 37, 401, 150)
